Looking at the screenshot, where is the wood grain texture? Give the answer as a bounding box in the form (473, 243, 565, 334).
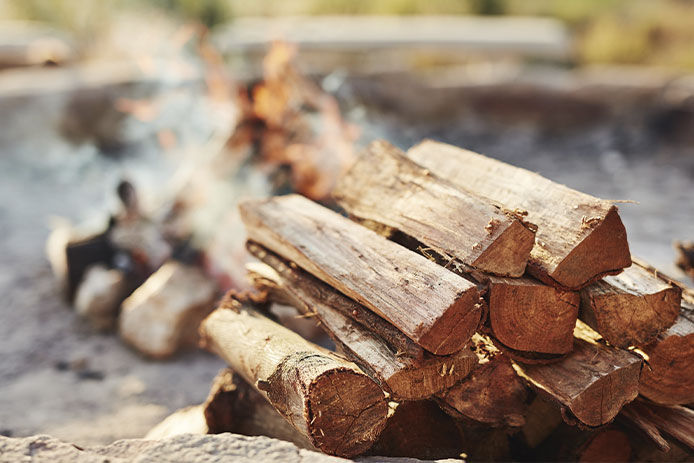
(199, 301, 388, 457)
(621, 399, 694, 452)
(514, 322, 642, 427)
(245, 243, 477, 400)
(639, 292, 694, 405)
(239, 194, 482, 355)
(438, 335, 529, 427)
(580, 261, 682, 348)
(407, 140, 631, 289)
(333, 140, 535, 277)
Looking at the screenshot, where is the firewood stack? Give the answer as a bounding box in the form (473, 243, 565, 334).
(199, 140, 694, 460)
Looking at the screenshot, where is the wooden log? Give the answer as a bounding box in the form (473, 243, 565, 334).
(674, 240, 694, 279)
(199, 300, 388, 457)
(368, 401, 465, 460)
(514, 321, 642, 427)
(532, 423, 632, 462)
(239, 194, 482, 355)
(203, 368, 313, 449)
(520, 395, 563, 449)
(639, 291, 694, 405)
(407, 140, 632, 289)
(621, 399, 694, 452)
(145, 405, 208, 440)
(332, 140, 535, 277)
(579, 261, 682, 348)
(245, 243, 477, 400)
(438, 335, 529, 427)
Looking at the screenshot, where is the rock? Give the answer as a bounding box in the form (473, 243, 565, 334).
(119, 261, 218, 359)
(0, 433, 460, 462)
(74, 265, 128, 332)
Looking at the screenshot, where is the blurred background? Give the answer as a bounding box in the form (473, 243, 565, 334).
(1, 0, 693, 447)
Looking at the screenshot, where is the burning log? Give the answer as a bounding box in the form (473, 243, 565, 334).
(438, 335, 529, 428)
(579, 260, 681, 348)
(239, 194, 482, 355)
(514, 322, 642, 427)
(407, 140, 631, 289)
(119, 261, 218, 359)
(368, 401, 465, 460)
(199, 299, 389, 457)
(245, 242, 477, 400)
(638, 291, 694, 405)
(332, 140, 536, 277)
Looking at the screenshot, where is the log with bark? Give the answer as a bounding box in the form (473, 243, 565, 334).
(579, 260, 682, 348)
(199, 298, 389, 457)
(638, 291, 694, 405)
(245, 243, 477, 400)
(438, 335, 529, 427)
(239, 194, 482, 355)
(513, 322, 642, 427)
(332, 140, 536, 277)
(406, 140, 631, 289)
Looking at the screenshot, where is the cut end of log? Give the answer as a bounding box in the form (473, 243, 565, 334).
(471, 218, 536, 277)
(543, 206, 632, 290)
(307, 368, 389, 457)
(417, 288, 483, 355)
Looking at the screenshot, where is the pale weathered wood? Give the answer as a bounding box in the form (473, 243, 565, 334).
(145, 405, 209, 440)
(438, 335, 529, 427)
(580, 260, 682, 348)
(621, 399, 694, 452)
(245, 243, 477, 400)
(514, 321, 642, 427)
(639, 291, 694, 405)
(407, 140, 632, 289)
(239, 194, 482, 355)
(333, 140, 536, 277)
(199, 300, 388, 457)
(203, 368, 313, 449)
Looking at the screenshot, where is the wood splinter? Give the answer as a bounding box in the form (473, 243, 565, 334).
(245, 242, 477, 400)
(199, 299, 388, 457)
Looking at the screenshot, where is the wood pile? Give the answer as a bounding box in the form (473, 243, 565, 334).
(196, 139, 693, 460)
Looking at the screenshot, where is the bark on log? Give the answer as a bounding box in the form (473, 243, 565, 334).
(245, 243, 477, 400)
(514, 322, 642, 427)
(580, 261, 682, 348)
(639, 292, 694, 405)
(438, 335, 529, 427)
(406, 140, 631, 289)
(621, 399, 694, 452)
(368, 401, 465, 460)
(203, 368, 313, 449)
(332, 140, 535, 277)
(199, 300, 388, 457)
(239, 194, 482, 355)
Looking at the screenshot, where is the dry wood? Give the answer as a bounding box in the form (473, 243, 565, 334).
(438, 335, 529, 427)
(199, 299, 388, 457)
(333, 140, 535, 277)
(245, 243, 477, 400)
(203, 368, 313, 449)
(621, 399, 694, 452)
(580, 260, 682, 348)
(533, 424, 632, 463)
(239, 194, 482, 355)
(639, 291, 694, 405)
(675, 240, 694, 279)
(145, 405, 209, 440)
(521, 395, 564, 449)
(368, 401, 465, 460)
(514, 322, 642, 427)
(407, 140, 632, 289)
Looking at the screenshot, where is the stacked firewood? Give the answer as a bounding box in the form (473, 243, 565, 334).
(197, 140, 693, 460)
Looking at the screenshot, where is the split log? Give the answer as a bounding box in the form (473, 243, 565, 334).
(621, 399, 694, 451)
(639, 291, 694, 405)
(245, 243, 477, 400)
(332, 140, 535, 277)
(199, 300, 388, 457)
(520, 395, 563, 449)
(580, 261, 682, 348)
(203, 368, 313, 449)
(533, 423, 632, 462)
(514, 322, 642, 427)
(368, 401, 465, 460)
(438, 335, 529, 427)
(145, 405, 208, 440)
(407, 140, 631, 289)
(74, 264, 128, 332)
(239, 194, 482, 355)
(119, 261, 218, 359)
